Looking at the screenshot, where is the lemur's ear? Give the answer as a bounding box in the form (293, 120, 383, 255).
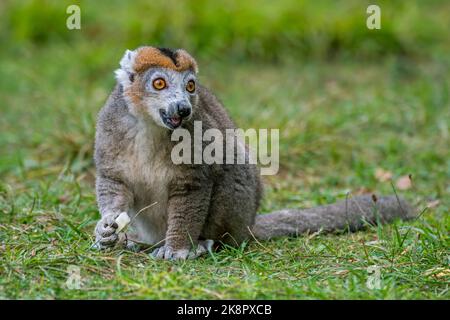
(115, 49, 137, 87)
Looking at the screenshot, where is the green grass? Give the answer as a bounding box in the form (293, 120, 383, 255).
(0, 1, 449, 299)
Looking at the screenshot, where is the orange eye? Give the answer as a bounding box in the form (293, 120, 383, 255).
(152, 78, 166, 90)
(186, 80, 195, 93)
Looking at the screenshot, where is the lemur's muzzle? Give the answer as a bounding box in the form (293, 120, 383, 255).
(159, 101, 192, 129)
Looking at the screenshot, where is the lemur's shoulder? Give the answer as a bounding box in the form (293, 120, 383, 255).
(94, 85, 137, 169)
(97, 85, 129, 125)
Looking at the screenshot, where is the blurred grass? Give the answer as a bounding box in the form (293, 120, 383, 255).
(0, 1, 449, 299)
(1, 0, 449, 61)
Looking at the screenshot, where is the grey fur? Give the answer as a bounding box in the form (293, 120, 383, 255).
(94, 48, 415, 260)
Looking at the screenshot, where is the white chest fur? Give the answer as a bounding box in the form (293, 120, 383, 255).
(119, 120, 174, 245)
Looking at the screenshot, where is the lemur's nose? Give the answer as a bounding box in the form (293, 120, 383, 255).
(177, 103, 191, 118)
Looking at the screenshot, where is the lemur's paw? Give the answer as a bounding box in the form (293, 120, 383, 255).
(151, 245, 183, 260)
(125, 241, 142, 252)
(151, 240, 214, 260)
(188, 240, 214, 259)
(93, 212, 121, 250)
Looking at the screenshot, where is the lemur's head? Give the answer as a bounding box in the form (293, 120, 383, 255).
(115, 46, 198, 130)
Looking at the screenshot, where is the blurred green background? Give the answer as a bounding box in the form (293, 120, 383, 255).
(0, 0, 449, 299)
(0, 0, 449, 176)
(2, 0, 449, 60)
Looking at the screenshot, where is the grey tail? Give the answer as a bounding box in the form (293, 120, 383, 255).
(252, 195, 416, 240)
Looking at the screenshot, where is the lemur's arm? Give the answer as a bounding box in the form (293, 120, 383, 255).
(152, 173, 213, 260)
(94, 175, 134, 249)
(93, 89, 138, 249)
(96, 175, 133, 216)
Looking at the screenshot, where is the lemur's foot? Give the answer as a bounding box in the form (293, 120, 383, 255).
(151, 240, 214, 260)
(93, 212, 121, 250)
(125, 239, 143, 252)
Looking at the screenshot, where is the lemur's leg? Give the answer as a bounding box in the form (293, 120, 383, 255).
(94, 176, 134, 250)
(152, 179, 213, 260)
(200, 164, 260, 247)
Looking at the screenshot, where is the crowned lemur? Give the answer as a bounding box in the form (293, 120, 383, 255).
(94, 46, 415, 260)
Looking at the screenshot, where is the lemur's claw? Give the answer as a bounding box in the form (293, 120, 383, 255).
(188, 239, 214, 259)
(151, 245, 187, 260)
(151, 240, 213, 260)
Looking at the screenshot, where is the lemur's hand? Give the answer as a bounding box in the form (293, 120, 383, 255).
(151, 240, 214, 260)
(94, 212, 122, 250)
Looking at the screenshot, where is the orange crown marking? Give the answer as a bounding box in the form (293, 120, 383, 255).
(133, 47, 198, 73)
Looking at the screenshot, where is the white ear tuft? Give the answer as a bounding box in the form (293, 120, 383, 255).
(114, 49, 137, 87)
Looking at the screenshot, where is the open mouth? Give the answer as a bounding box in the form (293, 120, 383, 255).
(159, 110, 182, 129)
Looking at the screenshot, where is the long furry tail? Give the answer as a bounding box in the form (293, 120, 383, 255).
(252, 195, 416, 240)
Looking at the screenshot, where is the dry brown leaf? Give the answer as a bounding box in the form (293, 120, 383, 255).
(375, 168, 392, 182)
(354, 187, 373, 195)
(396, 175, 412, 190)
(423, 267, 450, 278)
(435, 272, 450, 279)
(426, 200, 440, 209)
(334, 270, 350, 276)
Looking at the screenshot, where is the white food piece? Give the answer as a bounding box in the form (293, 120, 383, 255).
(115, 212, 130, 233)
